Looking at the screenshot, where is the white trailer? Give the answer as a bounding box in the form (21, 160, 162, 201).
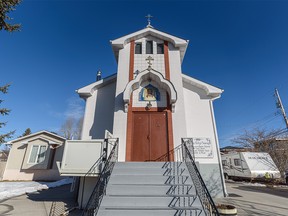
(221, 152, 281, 180)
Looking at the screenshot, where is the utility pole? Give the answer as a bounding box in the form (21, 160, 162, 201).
(274, 88, 288, 129)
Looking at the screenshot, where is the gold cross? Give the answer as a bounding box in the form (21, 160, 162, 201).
(146, 56, 154, 66)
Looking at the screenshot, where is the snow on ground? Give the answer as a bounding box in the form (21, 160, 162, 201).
(241, 182, 266, 187)
(227, 179, 288, 188)
(0, 178, 73, 201)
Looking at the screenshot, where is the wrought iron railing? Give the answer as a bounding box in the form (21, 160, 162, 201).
(81, 138, 119, 216)
(155, 139, 219, 216)
(182, 141, 220, 216)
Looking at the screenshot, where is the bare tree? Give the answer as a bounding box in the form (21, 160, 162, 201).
(232, 128, 288, 175)
(232, 128, 285, 148)
(75, 117, 83, 140)
(59, 117, 83, 140)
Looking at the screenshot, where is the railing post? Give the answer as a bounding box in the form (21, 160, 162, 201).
(181, 138, 185, 162)
(102, 138, 108, 162)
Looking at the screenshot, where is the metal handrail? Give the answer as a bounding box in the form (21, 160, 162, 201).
(154, 140, 219, 216)
(84, 153, 106, 177)
(182, 142, 220, 216)
(81, 138, 119, 216)
(152, 144, 183, 161)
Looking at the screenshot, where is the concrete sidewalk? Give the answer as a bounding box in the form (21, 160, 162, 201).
(215, 181, 288, 216)
(0, 184, 78, 216)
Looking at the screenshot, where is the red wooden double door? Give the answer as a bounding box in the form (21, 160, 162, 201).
(131, 112, 169, 161)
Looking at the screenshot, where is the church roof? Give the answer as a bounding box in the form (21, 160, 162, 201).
(182, 74, 223, 99)
(77, 74, 117, 98)
(110, 27, 189, 63)
(77, 73, 223, 100)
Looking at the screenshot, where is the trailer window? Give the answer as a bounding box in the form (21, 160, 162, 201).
(222, 160, 227, 166)
(234, 159, 241, 166)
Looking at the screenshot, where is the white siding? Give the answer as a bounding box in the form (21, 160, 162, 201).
(168, 43, 188, 147)
(82, 82, 116, 140)
(183, 83, 219, 164)
(112, 43, 131, 161)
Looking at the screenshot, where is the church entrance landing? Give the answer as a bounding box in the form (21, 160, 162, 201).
(131, 112, 169, 161)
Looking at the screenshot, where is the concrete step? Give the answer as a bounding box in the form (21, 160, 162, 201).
(111, 167, 188, 176)
(93, 162, 205, 216)
(106, 184, 196, 196)
(114, 162, 186, 169)
(100, 196, 202, 208)
(97, 209, 206, 216)
(108, 174, 193, 185)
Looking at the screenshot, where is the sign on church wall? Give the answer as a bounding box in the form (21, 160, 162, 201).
(184, 138, 213, 158)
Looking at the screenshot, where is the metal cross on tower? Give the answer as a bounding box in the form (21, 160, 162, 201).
(146, 56, 154, 66)
(145, 14, 153, 28)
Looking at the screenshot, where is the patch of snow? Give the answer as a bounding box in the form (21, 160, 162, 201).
(0, 178, 72, 201)
(241, 182, 266, 187)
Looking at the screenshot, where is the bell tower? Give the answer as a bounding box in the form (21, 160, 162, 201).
(111, 22, 189, 161)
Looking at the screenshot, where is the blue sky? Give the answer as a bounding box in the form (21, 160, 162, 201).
(1, 0, 288, 146)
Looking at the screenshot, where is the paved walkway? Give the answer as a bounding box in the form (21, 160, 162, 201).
(0, 184, 78, 216)
(215, 181, 288, 216)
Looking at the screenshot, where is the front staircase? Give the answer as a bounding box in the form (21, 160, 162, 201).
(82, 140, 219, 216)
(97, 162, 205, 216)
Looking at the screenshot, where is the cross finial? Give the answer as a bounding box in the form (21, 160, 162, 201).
(146, 56, 154, 70)
(145, 14, 153, 28)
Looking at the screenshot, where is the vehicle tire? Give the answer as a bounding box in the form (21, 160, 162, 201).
(286, 177, 288, 185)
(224, 173, 229, 180)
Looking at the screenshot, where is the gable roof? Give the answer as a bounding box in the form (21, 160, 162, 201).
(110, 27, 189, 63)
(8, 130, 66, 144)
(182, 74, 224, 99)
(76, 74, 117, 98)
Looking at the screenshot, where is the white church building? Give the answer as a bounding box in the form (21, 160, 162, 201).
(58, 22, 226, 214)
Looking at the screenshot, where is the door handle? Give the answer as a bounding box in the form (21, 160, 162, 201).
(147, 135, 150, 140)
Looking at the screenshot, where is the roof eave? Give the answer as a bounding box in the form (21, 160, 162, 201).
(77, 74, 117, 99)
(182, 74, 224, 99)
(8, 130, 66, 144)
(110, 27, 188, 63)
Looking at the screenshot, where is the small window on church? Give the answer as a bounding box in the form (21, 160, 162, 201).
(146, 41, 153, 54)
(135, 43, 142, 54)
(157, 43, 164, 54)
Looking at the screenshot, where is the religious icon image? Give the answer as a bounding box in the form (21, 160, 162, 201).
(139, 84, 160, 101)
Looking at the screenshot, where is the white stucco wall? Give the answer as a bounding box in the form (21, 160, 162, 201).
(82, 94, 97, 140)
(78, 176, 99, 209)
(168, 43, 188, 147)
(81, 81, 116, 140)
(112, 43, 130, 161)
(183, 82, 220, 164)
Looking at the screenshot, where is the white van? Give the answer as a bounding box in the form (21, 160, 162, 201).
(221, 152, 281, 180)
